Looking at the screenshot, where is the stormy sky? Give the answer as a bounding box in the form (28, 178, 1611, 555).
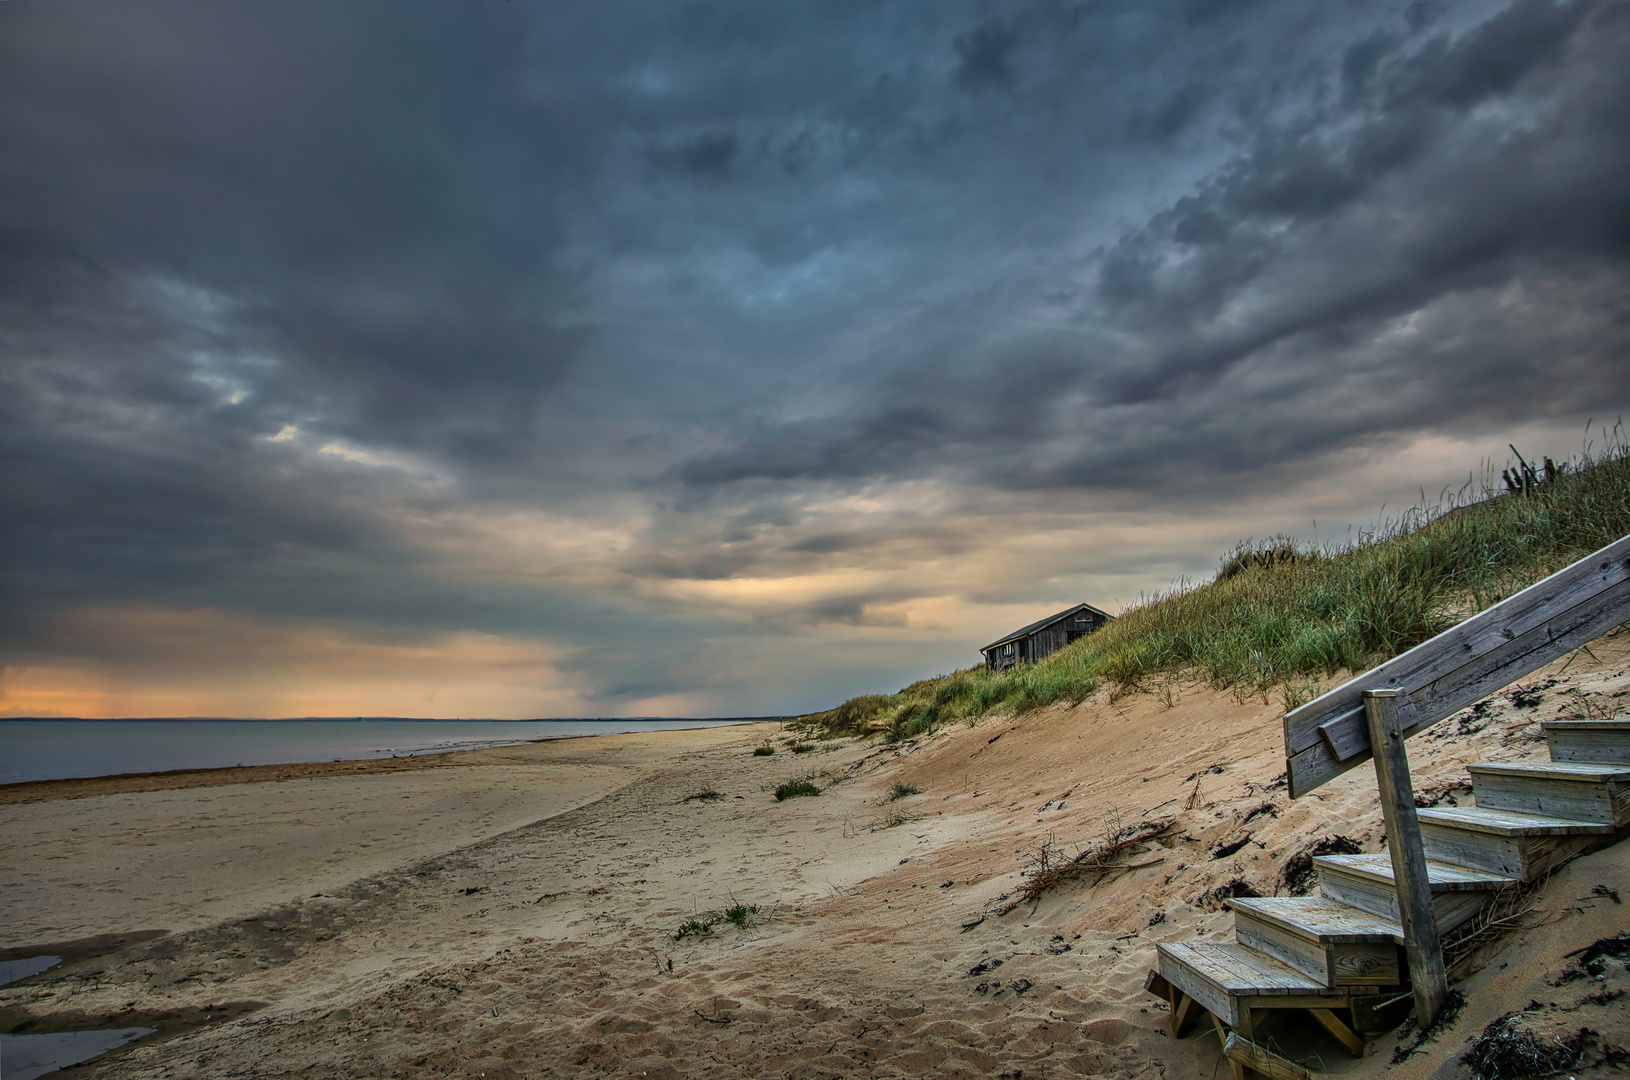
(3, 0, 1628, 718)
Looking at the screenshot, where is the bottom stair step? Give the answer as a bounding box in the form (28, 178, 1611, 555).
(1156, 941, 1345, 1027)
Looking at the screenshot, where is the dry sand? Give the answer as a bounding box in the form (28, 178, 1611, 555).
(2, 635, 1627, 1079)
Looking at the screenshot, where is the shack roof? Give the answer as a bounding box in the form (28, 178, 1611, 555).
(980, 602, 1113, 652)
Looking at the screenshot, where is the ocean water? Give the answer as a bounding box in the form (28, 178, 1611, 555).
(0, 718, 758, 785)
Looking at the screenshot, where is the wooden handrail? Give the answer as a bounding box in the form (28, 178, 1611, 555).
(1284, 534, 1630, 798)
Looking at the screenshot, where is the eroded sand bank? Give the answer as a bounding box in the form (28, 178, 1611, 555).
(3, 635, 1627, 1078)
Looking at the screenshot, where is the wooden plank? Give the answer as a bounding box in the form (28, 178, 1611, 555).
(1419, 819, 1593, 880)
(1159, 942, 1343, 1033)
(1284, 536, 1630, 797)
(1159, 945, 1236, 1025)
(1242, 993, 1355, 1010)
(1365, 690, 1447, 1029)
(1235, 1002, 1256, 1039)
(1291, 575, 1630, 795)
(1289, 570, 1630, 761)
(1172, 990, 1199, 1038)
(1314, 866, 1490, 933)
(1198, 943, 1331, 993)
(1232, 907, 1398, 986)
(1472, 762, 1630, 781)
(1286, 536, 1630, 756)
(1319, 716, 1370, 762)
(1314, 853, 1517, 890)
(1414, 805, 1613, 836)
(1309, 1008, 1366, 1056)
(1468, 766, 1626, 825)
(1545, 722, 1630, 765)
(1223, 1033, 1309, 1080)
(1235, 917, 1333, 986)
(1228, 897, 1402, 942)
(1331, 943, 1400, 986)
(1145, 969, 1174, 999)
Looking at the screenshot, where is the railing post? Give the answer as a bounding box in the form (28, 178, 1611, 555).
(1363, 689, 1448, 1027)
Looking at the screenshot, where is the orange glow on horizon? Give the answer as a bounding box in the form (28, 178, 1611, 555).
(1, 606, 595, 719)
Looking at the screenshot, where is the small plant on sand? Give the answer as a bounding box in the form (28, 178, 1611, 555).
(674, 915, 719, 940)
(790, 743, 814, 753)
(870, 805, 919, 831)
(752, 744, 775, 756)
(683, 786, 724, 802)
(886, 782, 921, 801)
(672, 900, 762, 940)
(774, 779, 821, 801)
(720, 902, 760, 928)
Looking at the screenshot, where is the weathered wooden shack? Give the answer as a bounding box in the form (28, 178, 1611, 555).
(980, 602, 1112, 673)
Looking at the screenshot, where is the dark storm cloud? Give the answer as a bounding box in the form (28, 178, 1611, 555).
(0, 1, 599, 623)
(675, 0, 1630, 496)
(650, 129, 742, 178)
(953, 21, 1019, 90)
(5, 0, 1629, 714)
(1, 2, 586, 453)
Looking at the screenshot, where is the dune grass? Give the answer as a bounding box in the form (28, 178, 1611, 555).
(774, 780, 822, 801)
(672, 901, 761, 940)
(797, 432, 1630, 740)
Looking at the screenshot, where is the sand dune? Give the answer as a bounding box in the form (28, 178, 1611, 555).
(2, 634, 1627, 1077)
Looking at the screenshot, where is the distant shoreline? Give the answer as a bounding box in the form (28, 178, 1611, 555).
(0, 720, 771, 805)
(0, 716, 786, 789)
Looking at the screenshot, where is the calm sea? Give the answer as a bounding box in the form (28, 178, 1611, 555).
(0, 718, 763, 785)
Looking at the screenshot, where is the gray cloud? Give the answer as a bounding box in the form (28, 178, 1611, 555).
(4, 0, 1628, 715)
(675, 0, 1630, 494)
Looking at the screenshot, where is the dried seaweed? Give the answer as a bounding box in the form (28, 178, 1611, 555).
(1461, 1012, 1584, 1079)
(1000, 815, 1177, 913)
(1195, 877, 1261, 911)
(1390, 988, 1466, 1063)
(1277, 835, 1363, 896)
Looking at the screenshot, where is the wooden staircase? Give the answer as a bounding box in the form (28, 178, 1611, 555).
(1146, 715, 1630, 1076)
(1144, 535, 1630, 1077)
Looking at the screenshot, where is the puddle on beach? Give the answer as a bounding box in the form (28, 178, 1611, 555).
(0, 957, 60, 987)
(1, 934, 260, 1077)
(0, 1028, 155, 1080)
(0, 954, 154, 1079)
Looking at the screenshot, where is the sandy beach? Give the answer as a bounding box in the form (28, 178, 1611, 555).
(3, 635, 1628, 1079)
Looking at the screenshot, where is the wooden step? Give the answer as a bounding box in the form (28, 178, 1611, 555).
(1156, 941, 1344, 1027)
(1228, 897, 1402, 987)
(1545, 719, 1630, 765)
(1314, 853, 1515, 933)
(1469, 761, 1630, 826)
(1418, 805, 1611, 878)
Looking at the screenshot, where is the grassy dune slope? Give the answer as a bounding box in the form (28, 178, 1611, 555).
(801, 433, 1630, 742)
